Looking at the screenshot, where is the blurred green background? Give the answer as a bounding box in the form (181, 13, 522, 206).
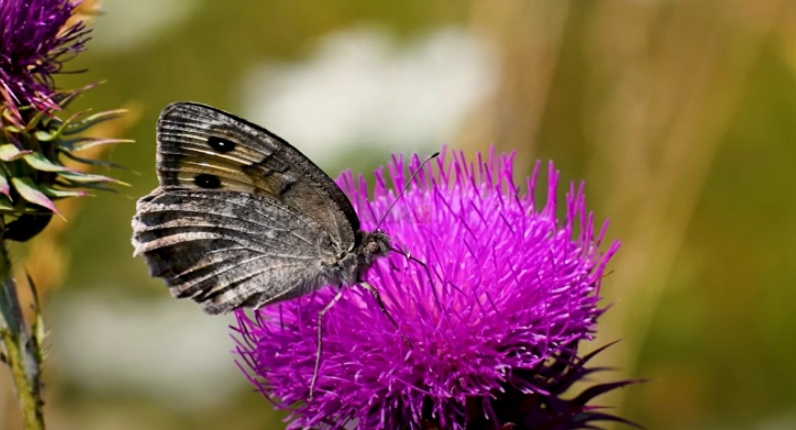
(2, 0, 795, 429)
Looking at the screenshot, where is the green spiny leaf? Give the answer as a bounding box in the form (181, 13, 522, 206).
(38, 184, 88, 198)
(33, 110, 84, 142)
(59, 150, 128, 170)
(63, 109, 127, 135)
(51, 82, 98, 111)
(23, 153, 75, 173)
(62, 137, 134, 152)
(0, 171, 10, 199)
(3, 110, 45, 133)
(21, 110, 46, 133)
(10, 178, 61, 217)
(0, 144, 32, 162)
(56, 181, 117, 193)
(57, 171, 129, 186)
(0, 198, 14, 211)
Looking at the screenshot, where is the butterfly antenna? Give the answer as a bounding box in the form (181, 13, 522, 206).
(373, 151, 440, 232)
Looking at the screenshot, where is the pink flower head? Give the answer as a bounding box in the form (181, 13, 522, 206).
(0, 0, 88, 121)
(234, 148, 634, 429)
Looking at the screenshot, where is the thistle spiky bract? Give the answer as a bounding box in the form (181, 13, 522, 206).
(0, 0, 128, 240)
(0, 1, 127, 428)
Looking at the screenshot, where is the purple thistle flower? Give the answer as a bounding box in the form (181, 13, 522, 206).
(0, 0, 89, 122)
(234, 148, 633, 429)
(0, 0, 125, 235)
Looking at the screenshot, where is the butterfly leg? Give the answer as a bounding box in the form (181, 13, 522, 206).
(359, 282, 412, 349)
(389, 246, 438, 287)
(388, 246, 453, 311)
(310, 286, 346, 400)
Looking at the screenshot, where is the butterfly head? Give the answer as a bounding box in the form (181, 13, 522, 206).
(356, 230, 391, 268)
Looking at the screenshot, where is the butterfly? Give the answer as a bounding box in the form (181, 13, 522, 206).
(131, 102, 393, 315)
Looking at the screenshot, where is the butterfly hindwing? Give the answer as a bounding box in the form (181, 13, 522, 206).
(133, 187, 341, 313)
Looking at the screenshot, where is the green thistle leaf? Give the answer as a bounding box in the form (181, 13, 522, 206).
(59, 150, 128, 170)
(0, 172, 10, 199)
(38, 184, 87, 198)
(0, 144, 32, 162)
(23, 153, 74, 173)
(60, 137, 134, 152)
(62, 109, 127, 135)
(3, 110, 46, 133)
(9, 177, 60, 217)
(57, 171, 129, 186)
(56, 181, 116, 193)
(33, 110, 83, 142)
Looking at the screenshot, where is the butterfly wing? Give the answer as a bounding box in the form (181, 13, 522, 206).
(132, 102, 360, 314)
(155, 102, 360, 237)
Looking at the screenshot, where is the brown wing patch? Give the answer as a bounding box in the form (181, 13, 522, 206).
(155, 103, 356, 241)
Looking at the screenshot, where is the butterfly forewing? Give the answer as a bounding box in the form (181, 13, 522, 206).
(132, 102, 372, 314)
(156, 102, 360, 239)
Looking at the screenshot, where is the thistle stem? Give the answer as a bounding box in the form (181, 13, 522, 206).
(0, 238, 46, 430)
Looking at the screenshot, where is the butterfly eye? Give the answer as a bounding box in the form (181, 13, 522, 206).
(207, 136, 236, 153)
(366, 241, 381, 255)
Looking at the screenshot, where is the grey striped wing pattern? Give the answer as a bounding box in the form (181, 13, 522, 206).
(132, 102, 376, 314)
